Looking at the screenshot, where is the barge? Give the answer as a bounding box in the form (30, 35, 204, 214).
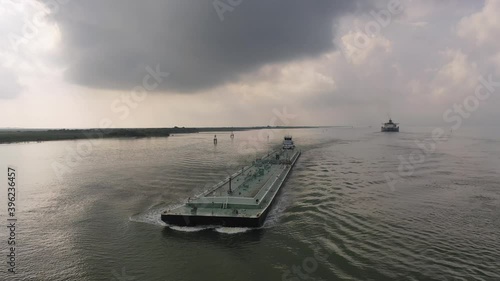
(161, 136, 300, 227)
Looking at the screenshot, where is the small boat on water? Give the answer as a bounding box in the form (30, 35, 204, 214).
(381, 118, 399, 132)
(282, 135, 295, 149)
(161, 136, 301, 227)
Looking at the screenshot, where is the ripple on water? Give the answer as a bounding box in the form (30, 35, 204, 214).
(276, 138, 500, 280)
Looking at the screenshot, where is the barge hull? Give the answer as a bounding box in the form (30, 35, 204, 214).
(161, 214, 263, 227)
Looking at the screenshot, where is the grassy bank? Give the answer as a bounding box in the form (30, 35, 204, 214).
(0, 126, 323, 144)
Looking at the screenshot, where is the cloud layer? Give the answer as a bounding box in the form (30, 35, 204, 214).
(1, 0, 499, 128)
(51, 0, 363, 93)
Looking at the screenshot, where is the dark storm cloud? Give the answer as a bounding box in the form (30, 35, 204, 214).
(50, 0, 364, 93)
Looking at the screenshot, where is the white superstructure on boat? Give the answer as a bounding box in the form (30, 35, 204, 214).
(381, 119, 399, 132)
(282, 135, 295, 149)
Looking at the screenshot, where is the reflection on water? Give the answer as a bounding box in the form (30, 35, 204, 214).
(0, 127, 499, 280)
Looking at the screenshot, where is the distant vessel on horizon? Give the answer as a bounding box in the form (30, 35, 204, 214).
(381, 118, 399, 132)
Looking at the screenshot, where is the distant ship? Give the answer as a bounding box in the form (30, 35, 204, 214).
(162, 136, 301, 227)
(381, 118, 399, 132)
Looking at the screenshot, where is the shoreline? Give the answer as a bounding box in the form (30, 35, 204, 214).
(0, 126, 332, 144)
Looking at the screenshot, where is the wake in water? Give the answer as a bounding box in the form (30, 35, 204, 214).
(169, 225, 213, 232)
(262, 186, 294, 228)
(129, 202, 167, 226)
(214, 227, 251, 234)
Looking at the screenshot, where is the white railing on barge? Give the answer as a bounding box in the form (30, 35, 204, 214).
(187, 150, 300, 209)
(191, 150, 279, 200)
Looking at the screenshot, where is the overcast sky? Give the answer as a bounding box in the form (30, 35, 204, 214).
(1, 0, 498, 128)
